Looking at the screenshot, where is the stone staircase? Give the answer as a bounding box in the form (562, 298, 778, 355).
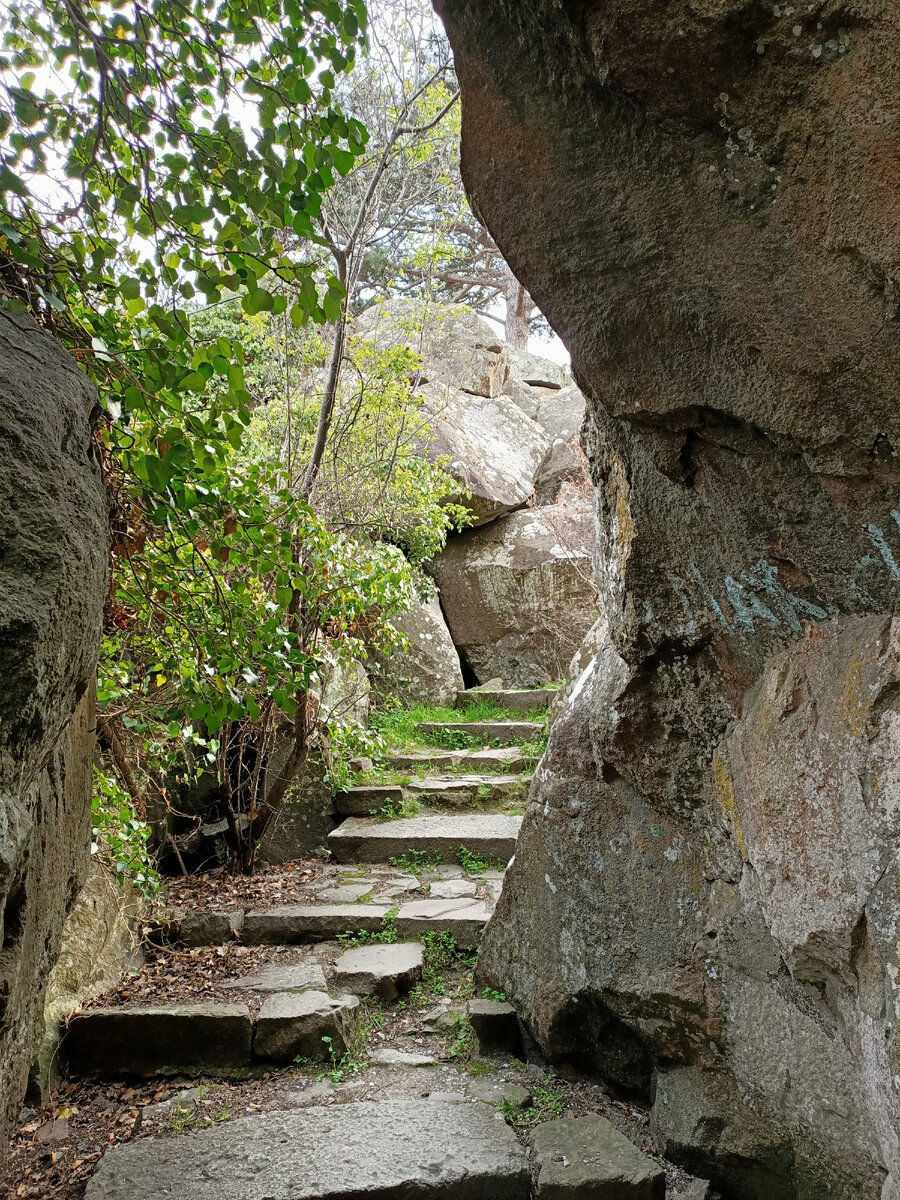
(46, 687, 705, 1198)
(63, 688, 548, 1075)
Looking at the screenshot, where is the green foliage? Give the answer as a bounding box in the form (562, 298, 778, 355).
(242, 323, 471, 564)
(91, 768, 162, 899)
(387, 848, 442, 875)
(375, 795, 420, 820)
(481, 987, 507, 1003)
(336, 908, 398, 949)
(1, 0, 367, 325)
(510, 1082, 565, 1127)
(456, 845, 507, 875)
(409, 929, 476, 1006)
(0, 0, 370, 600)
(446, 1012, 475, 1060)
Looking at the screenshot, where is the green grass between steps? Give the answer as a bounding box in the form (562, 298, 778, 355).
(371, 700, 546, 753)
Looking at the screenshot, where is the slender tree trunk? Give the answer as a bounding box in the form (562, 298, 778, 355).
(503, 262, 531, 349)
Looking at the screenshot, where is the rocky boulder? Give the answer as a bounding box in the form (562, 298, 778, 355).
(438, 0, 900, 1195)
(257, 749, 336, 865)
(0, 312, 108, 1147)
(417, 381, 551, 525)
(505, 346, 566, 390)
(531, 383, 587, 503)
(430, 487, 597, 685)
(354, 297, 508, 398)
(368, 590, 464, 707)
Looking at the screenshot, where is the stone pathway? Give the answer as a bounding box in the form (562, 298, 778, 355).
(45, 691, 712, 1198)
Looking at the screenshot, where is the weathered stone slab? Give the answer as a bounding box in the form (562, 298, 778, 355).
(254, 991, 359, 1064)
(458, 746, 529, 773)
(467, 1078, 532, 1110)
(457, 688, 556, 713)
(532, 1115, 665, 1198)
(387, 750, 457, 771)
(85, 1099, 530, 1199)
(406, 776, 479, 804)
(334, 942, 424, 1001)
(328, 814, 521, 865)
(178, 910, 243, 947)
(429, 879, 477, 899)
(315, 882, 375, 904)
(242, 905, 390, 945)
(335, 785, 403, 816)
(415, 721, 543, 744)
(388, 746, 529, 773)
(59, 1005, 252, 1078)
(370, 1048, 435, 1066)
(506, 346, 566, 390)
(532, 384, 587, 504)
(407, 774, 524, 807)
(222, 963, 327, 993)
(467, 999, 523, 1059)
(356, 297, 509, 399)
(396, 899, 493, 948)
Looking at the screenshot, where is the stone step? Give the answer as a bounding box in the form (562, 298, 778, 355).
(84, 1099, 530, 1199)
(395, 897, 491, 946)
(236, 897, 491, 950)
(242, 904, 391, 945)
(532, 1115, 666, 1198)
(335, 784, 404, 816)
(414, 720, 543, 745)
(60, 1004, 253, 1079)
(406, 773, 527, 806)
(59, 994, 362, 1078)
(456, 687, 555, 712)
(388, 745, 529, 773)
(328, 813, 521, 865)
(333, 941, 424, 1001)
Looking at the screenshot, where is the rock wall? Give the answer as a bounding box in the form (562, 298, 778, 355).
(0, 312, 108, 1146)
(31, 861, 141, 1102)
(434, 2, 900, 1196)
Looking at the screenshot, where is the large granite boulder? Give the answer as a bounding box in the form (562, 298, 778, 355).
(368, 591, 464, 707)
(430, 488, 598, 685)
(0, 312, 107, 1146)
(505, 346, 566, 390)
(437, 1, 900, 1195)
(354, 297, 509, 398)
(418, 381, 551, 525)
(532, 383, 587, 504)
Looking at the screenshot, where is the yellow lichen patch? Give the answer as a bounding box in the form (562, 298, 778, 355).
(838, 649, 874, 739)
(712, 753, 749, 862)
